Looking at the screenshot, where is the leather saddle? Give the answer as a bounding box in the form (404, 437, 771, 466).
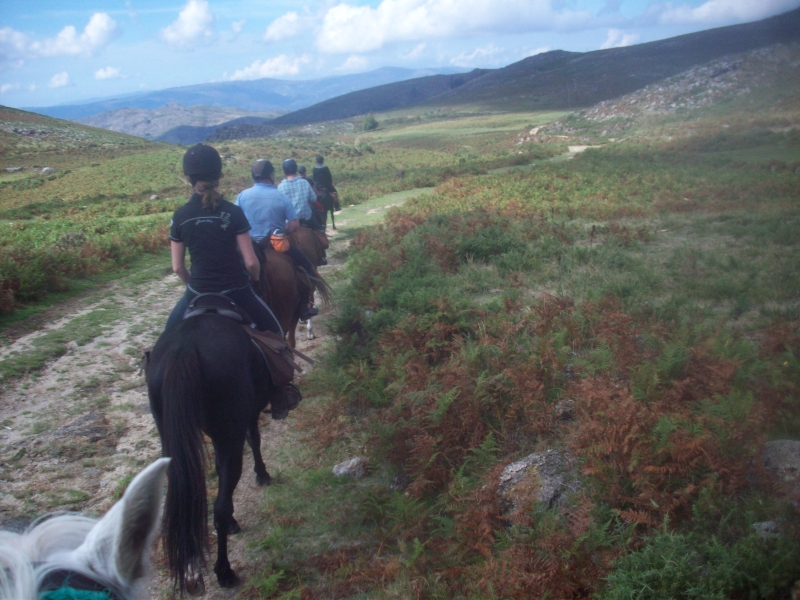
(183, 293, 254, 324)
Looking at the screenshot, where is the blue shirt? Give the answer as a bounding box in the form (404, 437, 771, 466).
(235, 183, 297, 242)
(278, 177, 315, 221)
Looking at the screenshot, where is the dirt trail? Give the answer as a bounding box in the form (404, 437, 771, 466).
(0, 227, 345, 597)
(0, 182, 423, 595)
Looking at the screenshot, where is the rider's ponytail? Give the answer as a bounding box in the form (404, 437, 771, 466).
(190, 177, 221, 212)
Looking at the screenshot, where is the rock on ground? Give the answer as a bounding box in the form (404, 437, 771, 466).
(333, 457, 367, 478)
(498, 450, 579, 517)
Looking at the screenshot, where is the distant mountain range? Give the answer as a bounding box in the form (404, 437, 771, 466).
(24, 7, 800, 145)
(25, 67, 467, 121)
(75, 104, 284, 140)
(276, 6, 800, 124)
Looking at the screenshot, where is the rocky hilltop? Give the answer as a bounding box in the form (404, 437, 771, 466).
(76, 103, 285, 140)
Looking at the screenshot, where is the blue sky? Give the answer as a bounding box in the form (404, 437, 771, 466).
(1, 0, 799, 108)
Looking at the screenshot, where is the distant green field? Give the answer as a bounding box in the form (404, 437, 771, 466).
(0, 103, 561, 316)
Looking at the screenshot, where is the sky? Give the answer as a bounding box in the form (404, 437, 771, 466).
(1, 0, 799, 109)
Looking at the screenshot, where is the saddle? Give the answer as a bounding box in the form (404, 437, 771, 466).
(141, 294, 311, 389)
(184, 293, 253, 323)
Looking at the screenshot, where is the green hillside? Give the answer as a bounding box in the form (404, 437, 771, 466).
(251, 42, 800, 598)
(270, 7, 800, 125)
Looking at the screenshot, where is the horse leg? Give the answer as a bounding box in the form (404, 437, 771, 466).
(307, 290, 315, 340)
(212, 440, 244, 588)
(247, 417, 271, 486)
(330, 207, 336, 230)
(288, 316, 298, 348)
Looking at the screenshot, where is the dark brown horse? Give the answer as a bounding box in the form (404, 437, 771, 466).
(147, 314, 276, 594)
(256, 237, 331, 348)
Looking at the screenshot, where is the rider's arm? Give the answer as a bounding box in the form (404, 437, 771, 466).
(171, 241, 190, 285)
(237, 233, 260, 282)
(285, 218, 299, 233)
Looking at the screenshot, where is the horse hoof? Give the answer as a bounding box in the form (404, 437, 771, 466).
(186, 574, 205, 597)
(216, 569, 239, 589)
(229, 518, 241, 534)
(256, 472, 271, 486)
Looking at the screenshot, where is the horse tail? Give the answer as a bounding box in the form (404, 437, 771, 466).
(310, 272, 333, 307)
(160, 345, 208, 593)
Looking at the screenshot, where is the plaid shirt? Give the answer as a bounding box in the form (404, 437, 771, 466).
(278, 177, 315, 221)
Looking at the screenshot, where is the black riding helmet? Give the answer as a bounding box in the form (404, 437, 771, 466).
(282, 158, 298, 175)
(183, 144, 222, 180)
(251, 159, 275, 181)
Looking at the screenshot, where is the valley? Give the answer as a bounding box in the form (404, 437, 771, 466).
(1, 31, 800, 600)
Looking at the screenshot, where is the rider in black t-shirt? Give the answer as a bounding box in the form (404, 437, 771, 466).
(163, 144, 282, 335)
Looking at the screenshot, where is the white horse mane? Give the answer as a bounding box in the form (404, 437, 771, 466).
(0, 459, 169, 600)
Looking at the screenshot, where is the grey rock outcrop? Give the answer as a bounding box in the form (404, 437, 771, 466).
(333, 457, 367, 478)
(40, 167, 55, 175)
(498, 450, 579, 517)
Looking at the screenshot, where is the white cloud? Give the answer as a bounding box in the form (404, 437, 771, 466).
(0, 83, 20, 94)
(450, 44, 501, 67)
(0, 27, 30, 61)
(655, 0, 799, 24)
(338, 55, 369, 71)
(160, 0, 215, 48)
(95, 66, 121, 80)
(263, 12, 305, 42)
(600, 29, 639, 49)
(1, 13, 117, 62)
(33, 13, 118, 57)
(317, 0, 594, 54)
(49, 72, 70, 88)
(232, 20, 246, 33)
(526, 46, 550, 57)
(228, 55, 311, 80)
(400, 43, 426, 60)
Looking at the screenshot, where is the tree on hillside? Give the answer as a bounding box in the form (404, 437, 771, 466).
(362, 114, 378, 131)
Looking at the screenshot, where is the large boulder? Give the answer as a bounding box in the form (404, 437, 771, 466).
(497, 450, 580, 518)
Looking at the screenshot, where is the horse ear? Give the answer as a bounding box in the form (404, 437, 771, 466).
(113, 458, 170, 583)
(72, 458, 169, 590)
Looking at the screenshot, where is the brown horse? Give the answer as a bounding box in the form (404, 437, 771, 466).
(288, 227, 330, 340)
(288, 226, 328, 266)
(255, 237, 331, 348)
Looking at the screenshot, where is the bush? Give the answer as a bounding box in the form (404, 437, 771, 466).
(363, 114, 378, 131)
(600, 528, 800, 600)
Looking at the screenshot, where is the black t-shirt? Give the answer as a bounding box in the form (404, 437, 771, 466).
(169, 194, 251, 292)
(312, 165, 334, 191)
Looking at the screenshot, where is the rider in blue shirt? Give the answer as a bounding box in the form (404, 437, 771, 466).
(236, 159, 318, 320)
